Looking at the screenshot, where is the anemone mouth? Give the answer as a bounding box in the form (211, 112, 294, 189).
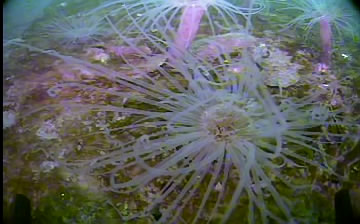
(200, 101, 255, 142)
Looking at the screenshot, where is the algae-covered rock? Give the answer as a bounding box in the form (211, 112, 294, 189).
(256, 46, 302, 88)
(192, 32, 257, 60)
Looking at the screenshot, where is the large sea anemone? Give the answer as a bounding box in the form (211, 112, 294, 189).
(16, 40, 354, 223)
(87, 0, 264, 57)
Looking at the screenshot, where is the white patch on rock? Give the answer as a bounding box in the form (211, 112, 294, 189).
(3, 111, 16, 129)
(36, 120, 59, 140)
(40, 161, 59, 172)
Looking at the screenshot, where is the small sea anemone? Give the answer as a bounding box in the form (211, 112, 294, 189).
(40, 14, 106, 46)
(280, 0, 358, 66)
(282, 0, 357, 37)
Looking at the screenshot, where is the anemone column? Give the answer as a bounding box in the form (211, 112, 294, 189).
(169, 5, 205, 59)
(319, 17, 332, 66)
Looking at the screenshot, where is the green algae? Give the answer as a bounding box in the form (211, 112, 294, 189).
(32, 186, 118, 224)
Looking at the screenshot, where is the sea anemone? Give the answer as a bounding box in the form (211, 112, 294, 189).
(11, 8, 357, 219)
(22, 42, 352, 223)
(280, 0, 358, 66)
(40, 14, 106, 46)
(4, 0, 360, 223)
(87, 0, 264, 58)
